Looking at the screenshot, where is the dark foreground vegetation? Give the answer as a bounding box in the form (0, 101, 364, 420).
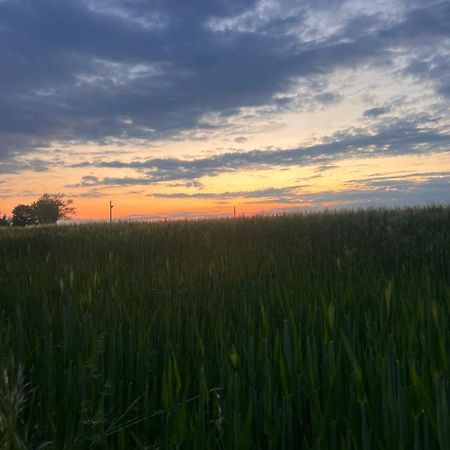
(0, 206, 449, 449)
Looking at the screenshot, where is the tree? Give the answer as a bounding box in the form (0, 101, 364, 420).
(31, 194, 75, 224)
(0, 214, 9, 226)
(12, 204, 36, 226)
(10, 194, 75, 226)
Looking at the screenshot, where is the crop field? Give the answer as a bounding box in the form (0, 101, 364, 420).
(0, 206, 449, 449)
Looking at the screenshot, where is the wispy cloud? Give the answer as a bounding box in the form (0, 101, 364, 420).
(148, 185, 303, 201)
(111, 172, 450, 210)
(69, 121, 450, 186)
(251, 172, 450, 208)
(363, 106, 391, 118)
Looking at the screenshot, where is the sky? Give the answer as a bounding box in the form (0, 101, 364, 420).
(0, 0, 449, 220)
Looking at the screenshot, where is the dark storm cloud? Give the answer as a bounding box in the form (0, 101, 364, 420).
(70, 120, 450, 185)
(1, 0, 450, 161)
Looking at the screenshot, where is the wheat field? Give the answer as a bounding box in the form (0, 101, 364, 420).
(0, 206, 449, 449)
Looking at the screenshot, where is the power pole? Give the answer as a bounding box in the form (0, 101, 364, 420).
(109, 200, 113, 223)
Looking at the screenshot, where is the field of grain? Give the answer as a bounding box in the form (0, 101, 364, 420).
(0, 207, 449, 449)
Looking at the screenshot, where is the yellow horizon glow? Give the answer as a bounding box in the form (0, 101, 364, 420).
(2, 152, 448, 220)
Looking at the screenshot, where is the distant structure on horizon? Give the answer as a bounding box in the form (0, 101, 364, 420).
(109, 200, 113, 223)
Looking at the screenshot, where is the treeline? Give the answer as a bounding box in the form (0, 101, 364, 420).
(0, 193, 75, 226)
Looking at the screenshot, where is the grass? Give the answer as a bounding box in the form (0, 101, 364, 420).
(0, 206, 449, 449)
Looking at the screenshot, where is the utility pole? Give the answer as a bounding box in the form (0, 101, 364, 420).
(109, 200, 113, 223)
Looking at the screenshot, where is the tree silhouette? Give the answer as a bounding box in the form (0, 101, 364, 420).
(32, 194, 76, 224)
(11, 194, 75, 226)
(12, 204, 36, 226)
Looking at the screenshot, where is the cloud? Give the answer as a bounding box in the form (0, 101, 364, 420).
(314, 164, 338, 172)
(148, 185, 303, 201)
(299, 173, 450, 207)
(247, 172, 450, 208)
(363, 106, 391, 118)
(1, 0, 450, 158)
(168, 180, 204, 189)
(106, 172, 450, 211)
(70, 120, 450, 185)
(314, 92, 342, 105)
(0, 157, 51, 174)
